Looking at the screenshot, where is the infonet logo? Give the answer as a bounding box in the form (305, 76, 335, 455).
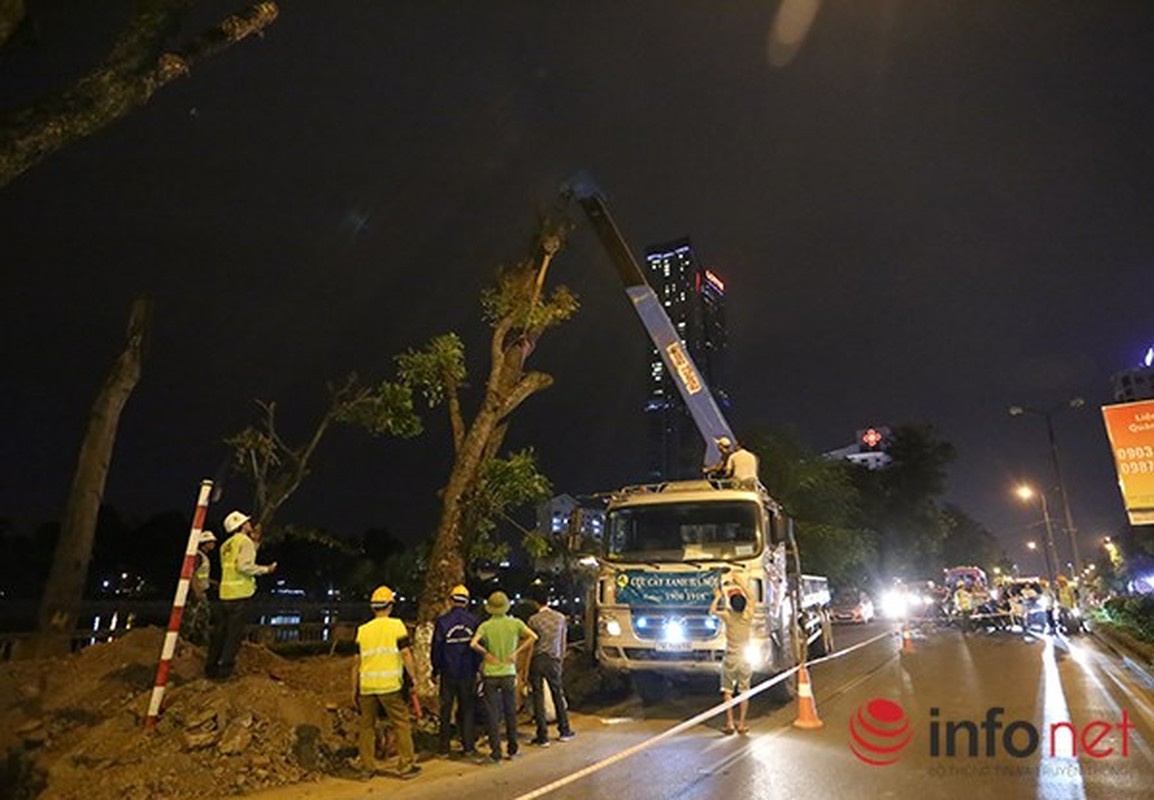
(849, 699, 1136, 766)
(849, 698, 913, 765)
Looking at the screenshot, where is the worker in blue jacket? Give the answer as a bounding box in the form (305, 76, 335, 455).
(431, 584, 482, 757)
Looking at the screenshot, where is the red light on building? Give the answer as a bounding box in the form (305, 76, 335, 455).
(704, 270, 725, 293)
(861, 428, 885, 449)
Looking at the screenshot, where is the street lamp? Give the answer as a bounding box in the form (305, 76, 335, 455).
(1016, 484, 1059, 587)
(1008, 398, 1084, 576)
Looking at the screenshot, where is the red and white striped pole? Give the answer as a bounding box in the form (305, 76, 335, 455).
(145, 478, 213, 731)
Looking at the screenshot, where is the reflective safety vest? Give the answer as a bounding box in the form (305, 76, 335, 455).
(954, 588, 973, 612)
(219, 533, 256, 600)
(1058, 584, 1076, 609)
(357, 616, 408, 694)
(194, 551, 211, 589)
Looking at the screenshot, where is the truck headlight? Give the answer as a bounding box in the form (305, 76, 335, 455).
(665, 619, 686, 643)
(599, 614, 622, 637)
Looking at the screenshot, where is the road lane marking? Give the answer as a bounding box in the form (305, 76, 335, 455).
(1038, 637, 1088, 800)
(512, 629, 896, 800)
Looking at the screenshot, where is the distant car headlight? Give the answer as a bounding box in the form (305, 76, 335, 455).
(880, 590, 906, 619)
(743, 642, 764, 667)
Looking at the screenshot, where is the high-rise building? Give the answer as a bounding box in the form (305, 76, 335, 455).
(1111, 346, 1154, 402)
(643, 238, 729, 480)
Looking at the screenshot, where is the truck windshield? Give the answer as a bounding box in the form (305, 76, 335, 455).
(606, 501, 761, 562)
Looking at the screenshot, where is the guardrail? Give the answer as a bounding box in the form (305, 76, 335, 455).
(0, 599, 375, 661)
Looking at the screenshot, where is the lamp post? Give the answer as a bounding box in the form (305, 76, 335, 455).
(1016, 485, 1059, 587)
(1008, 398, 1084, 577)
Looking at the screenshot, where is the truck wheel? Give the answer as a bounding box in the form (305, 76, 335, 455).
(632, 671, 668, 704)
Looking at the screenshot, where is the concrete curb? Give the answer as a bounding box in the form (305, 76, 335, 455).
(1088, 623, 1154, 689)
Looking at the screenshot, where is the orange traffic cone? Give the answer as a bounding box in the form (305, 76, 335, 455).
(901, 624, 916, 654)
(792, 664, 824, 729)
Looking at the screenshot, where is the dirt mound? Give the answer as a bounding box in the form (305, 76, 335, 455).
(1, 627, 366, 800)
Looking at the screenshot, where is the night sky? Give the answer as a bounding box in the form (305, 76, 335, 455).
(3, 2, 1152, 575)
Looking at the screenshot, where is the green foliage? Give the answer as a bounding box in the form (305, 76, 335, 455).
(463, 449, 552, 564)
(522, 528, 553, 561)
(750, 429, 873, 585)
(940, 504, 1004, 573)
(851, 423, 957, 579)
(333, 379, 422, 437)
(481, 267, 579, 332)
(1101, 594, 1154, 641)
(396, 334, 467, 408)
(225, 373, 421, 528)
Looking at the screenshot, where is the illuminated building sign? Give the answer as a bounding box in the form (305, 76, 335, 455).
(704, 270, 725, 293)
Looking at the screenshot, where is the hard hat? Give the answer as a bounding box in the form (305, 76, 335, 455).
(450, 584, 470, 602)
(370, 585, 396, 606)
(199, 530, 217, 544)
(717, 436, 733, 449)
(485, 591, 511, 615)
(223, 511, 251, 534)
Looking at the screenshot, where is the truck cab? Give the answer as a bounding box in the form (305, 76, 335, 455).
(592, 478, 830, 701)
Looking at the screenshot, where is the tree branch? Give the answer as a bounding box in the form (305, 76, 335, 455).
(498, 371, 553, 420)
(0, 1, 279, 187)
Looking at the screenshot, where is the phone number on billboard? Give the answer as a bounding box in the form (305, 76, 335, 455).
(1117, 459, 1154, 474)
(1116, 445, 1154, 460)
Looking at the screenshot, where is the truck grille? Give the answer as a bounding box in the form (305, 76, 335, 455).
(630, 611, 718, 641)
(622, 648, 722, 662)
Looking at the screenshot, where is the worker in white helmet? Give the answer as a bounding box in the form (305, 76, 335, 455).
(181, 530, 217, 646)
(709, 436, 760, 488)
(205, 511, 277, 680)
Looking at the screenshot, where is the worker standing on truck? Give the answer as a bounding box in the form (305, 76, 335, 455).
(710, 577, 754, 735)
(710, 437, 760, 487)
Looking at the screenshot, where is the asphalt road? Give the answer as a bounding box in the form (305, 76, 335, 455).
(250, 621, 1153, 800)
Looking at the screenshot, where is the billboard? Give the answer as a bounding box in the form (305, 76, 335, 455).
(1101, 399, 1154, 525)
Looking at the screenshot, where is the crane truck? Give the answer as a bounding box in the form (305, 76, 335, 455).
(562, 173, 832, 702)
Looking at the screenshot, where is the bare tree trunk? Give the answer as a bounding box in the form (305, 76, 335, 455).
(32, 297, 151, 657)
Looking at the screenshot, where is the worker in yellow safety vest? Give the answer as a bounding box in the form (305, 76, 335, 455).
(204, 511, 276, 680)
(181, 530, 217, 646)
(352, 585, 422, 780)
(953, 582, 973, 634)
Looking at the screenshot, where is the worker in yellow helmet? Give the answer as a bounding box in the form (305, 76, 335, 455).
(431, 584, 481, 758)
(352, 585, 421, 780)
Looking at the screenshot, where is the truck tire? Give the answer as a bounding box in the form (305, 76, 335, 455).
(632, 671, 668, 704)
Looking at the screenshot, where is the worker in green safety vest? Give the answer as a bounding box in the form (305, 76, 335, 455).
(205, 511, 276, 680)
(181, 530, 217, 646)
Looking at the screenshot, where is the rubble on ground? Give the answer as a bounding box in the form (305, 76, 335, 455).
(0, 627, 369, 800)
(0, 627, 623, 799)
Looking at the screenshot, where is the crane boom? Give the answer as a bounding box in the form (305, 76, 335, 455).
(563, 172, 736, 468)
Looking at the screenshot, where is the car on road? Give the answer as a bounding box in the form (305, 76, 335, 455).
(831, 589, 874, 624)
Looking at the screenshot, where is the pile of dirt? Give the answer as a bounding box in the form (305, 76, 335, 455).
(0, 627, 371, 800)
